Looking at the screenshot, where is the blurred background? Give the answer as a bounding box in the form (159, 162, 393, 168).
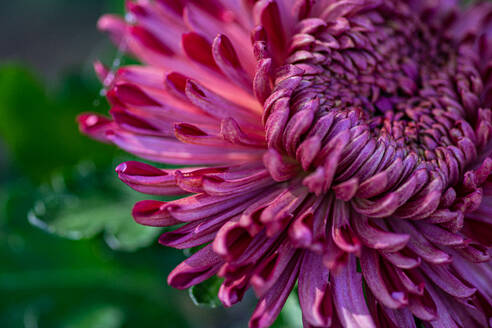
(0, 1, 302, 327)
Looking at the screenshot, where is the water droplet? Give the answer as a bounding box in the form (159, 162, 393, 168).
(125, 12, 136, 24)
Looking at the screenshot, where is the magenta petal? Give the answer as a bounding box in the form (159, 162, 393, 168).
(168, 244, 223, 289)
(331, 200, 361, 254)
(315, 130, 350, 193)
(332, 255, 376, 328)
(182, 32, 218, 70)
(164, 72, 189, 100)
(382, 307, 417, 328)
(107, 128, 264, 165)
(111, 83, 161, 107)
(298, 251, 332, 327)
(296, 135, 322, 171)
(225, 230, 281, 270)
(239, 186, 286, 235)
(159, 228, 215, 250)
(213, 220, 254, 262)
(132, 200, 181, 227)
(454, 243, 490, 263)
(408, 289, 438, 321)
(253, 58, 273, 104)
(422, 284, 460, 328)
(263, 148, 300, 182)
(110, 106, 162, 135)
(394, 267, 425, 296)
(419, 262, 477, 298)
(77, 113, 114, 143)
(461, 219, 492, 247)
(98, 14, 127, 48)
(165, 192, 258, 222)
(352, 216, 410, 252)
(253, 0, 287, 64)
(389, 220, 452, 264)
(185, 79, 259, 126)
(282, 105, 316, 156)
(360, 247, 408, 309)
(130, 25, 174, 56)
(249, 253, 301, 328)
(414, 222, 466, 246)
(174, 123, 227, 147)
(333, 177, 359, 202)
(250, 240, 297, 297)
(220, 118, 266, 147)
(265, 97, 291, 151)
(356, 158, 404, 199)
(353, 168, 428, 218)
(260, 183, 309, 236)
(288, 195, 324, 248)
(380, 250, 422, 270)
(203, 169, 273, 196)
(394, 183, 442, 220)
(212, 34, 252, 90)
(322, 234, 348, 272)
(116, 161, 187, 195)
(159, 213, 230, 249)
(93, 60, 111, 85)
(218, 274, 250, 307)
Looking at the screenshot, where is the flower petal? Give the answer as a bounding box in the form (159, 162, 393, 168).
(167, 244, 224, 289)
(332, 255, 376, 328)
(249, 252, 301, 328)
(298, 251, 333, 327)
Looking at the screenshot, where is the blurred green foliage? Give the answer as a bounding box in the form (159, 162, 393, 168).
(189, 277, 224, 309)
(28, 161, 162, 252)
(0, 65, 117, 182)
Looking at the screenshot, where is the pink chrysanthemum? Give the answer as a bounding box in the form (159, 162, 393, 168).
(78, 0, 492, 327)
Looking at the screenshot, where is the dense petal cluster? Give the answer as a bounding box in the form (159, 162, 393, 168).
(79, 0, 492, 327)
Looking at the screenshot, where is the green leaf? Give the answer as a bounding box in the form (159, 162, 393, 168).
(30, 200, 127, 240)
(281, 291, 303, 328)
(27, 161, 162, 252)
(272, 288, 303, 328)
(189, 276, 223, 308)
(103, 210, 161, 252)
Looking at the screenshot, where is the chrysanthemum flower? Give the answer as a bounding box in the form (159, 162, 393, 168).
(78, 0, 492, 327)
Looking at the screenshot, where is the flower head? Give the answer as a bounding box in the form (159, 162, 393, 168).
(79, 0, 492, 327)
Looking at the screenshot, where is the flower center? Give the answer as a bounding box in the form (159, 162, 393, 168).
(264, 2, 484, 202)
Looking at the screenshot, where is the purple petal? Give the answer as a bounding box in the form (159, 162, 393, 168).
(167, 244, 223, 289)
(298, 251, 333, 327)
(249, 253, 301, 328)
(332, 255, 376, 328)
(360, 247, 408, 309)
